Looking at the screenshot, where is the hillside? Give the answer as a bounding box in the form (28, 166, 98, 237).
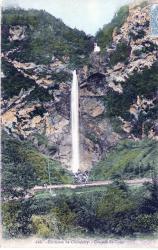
(89, 139, 158, 181)
(87, 2, 158, 180)
(2, 8, 92, 66)
(2, 131, 74, 198)
(1, 3, 158, 174)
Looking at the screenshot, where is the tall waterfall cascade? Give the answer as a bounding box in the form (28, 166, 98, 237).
(71, 70, 80, 173)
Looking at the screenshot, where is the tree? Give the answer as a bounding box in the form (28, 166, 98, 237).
(2, 162, 37, 198)
(2, 199, 33, 238)
(141, 166, 158, 214)
(96, 186, 137, 235)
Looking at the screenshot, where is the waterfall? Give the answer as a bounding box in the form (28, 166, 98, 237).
(71, 70, 80, 173)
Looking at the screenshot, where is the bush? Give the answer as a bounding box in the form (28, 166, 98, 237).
(2, 200, 33, 238)
(132, 214, 158, 233)
(109, 41, 131, 66)
(129, 30, 145, 41)
(2, 59, 35, 99)
(31, 215, 51, 238)
(2, 162, 37, 198)
(96, 186, 135, 217)
(31, 204, 76, 238)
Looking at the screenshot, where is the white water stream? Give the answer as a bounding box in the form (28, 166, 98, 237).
(71, 70, 80, 173)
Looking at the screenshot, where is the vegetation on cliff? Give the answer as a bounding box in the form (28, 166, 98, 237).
(2, 8, 92, 67)
(96, 5, 129, 50)
(109, 41, 131, 66)
(2, 131, 74, 198)
(2, 59, 36, 99)
(89, 139, 158, 181)
(105, 62, 158, 136)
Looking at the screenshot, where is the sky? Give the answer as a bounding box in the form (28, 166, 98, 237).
(2, 0, 133, 35)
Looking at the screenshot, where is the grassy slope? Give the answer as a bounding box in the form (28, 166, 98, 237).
(89, 139, 158, 181)
(2, 131, 74, 185)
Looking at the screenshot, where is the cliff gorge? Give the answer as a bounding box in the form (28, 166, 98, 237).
(1, 3, 158, 175)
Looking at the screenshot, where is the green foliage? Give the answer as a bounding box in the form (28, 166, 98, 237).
(31, 195, 77, 238)
(33, 133, 49, 147)
(132, 214, 158, 233)
(3, 179, 158, 238)
(2, 162, 37, 198)
(1, 59, 54, 101)
(97, 187, 135, 218)
(125, 63, 158, 97)
(129, 29, 145, 41)
(69, 192, 99, 233)
(86, 132, 100, 145)
(31, 207, 76, 238)
(2, 8, 92, 67)
(54, 183, 158, 236)
(96, 186, 138, 235)
(105, 63, 158, 122)
(2, 3, 158, 240)
(96, 5, 129, 50)
(30, 192, 54, 215)
(108, 117, 124, 134)
(89, 139, 158, 181)
(2, 201, 22, 238)
(26, 86, 52, 102)
(2, 200, 33, 238)
(2, 59, 35, 99)
(96, 190, 158, 235)
(2, 131, 74, 198)
(51, 71, 72, 82)
(109, 41, 131, 66)
(31, 215, 52, 238)
(51, 206, 76, 235)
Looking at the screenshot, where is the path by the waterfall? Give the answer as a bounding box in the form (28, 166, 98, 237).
(32, 178, 152, 193)
(2, 178, 152, 201)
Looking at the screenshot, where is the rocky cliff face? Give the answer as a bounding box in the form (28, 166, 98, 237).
(94, 3, 158, 140)
(1, 3, 158, 171)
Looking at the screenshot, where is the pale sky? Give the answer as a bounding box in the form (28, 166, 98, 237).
(2, 0, 133, 35)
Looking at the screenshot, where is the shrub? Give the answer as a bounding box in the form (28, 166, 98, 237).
(1, 59, 35, 99)
(132, 214, 158, 233)
(109, 41, 131, 66)
(2, 200, 33, 238)
(31, 215, 51, 238)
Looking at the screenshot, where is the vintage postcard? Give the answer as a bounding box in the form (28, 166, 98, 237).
(1, 0, 158, 248)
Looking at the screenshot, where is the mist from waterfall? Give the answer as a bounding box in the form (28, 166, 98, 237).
(71, 70, 80, 173)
